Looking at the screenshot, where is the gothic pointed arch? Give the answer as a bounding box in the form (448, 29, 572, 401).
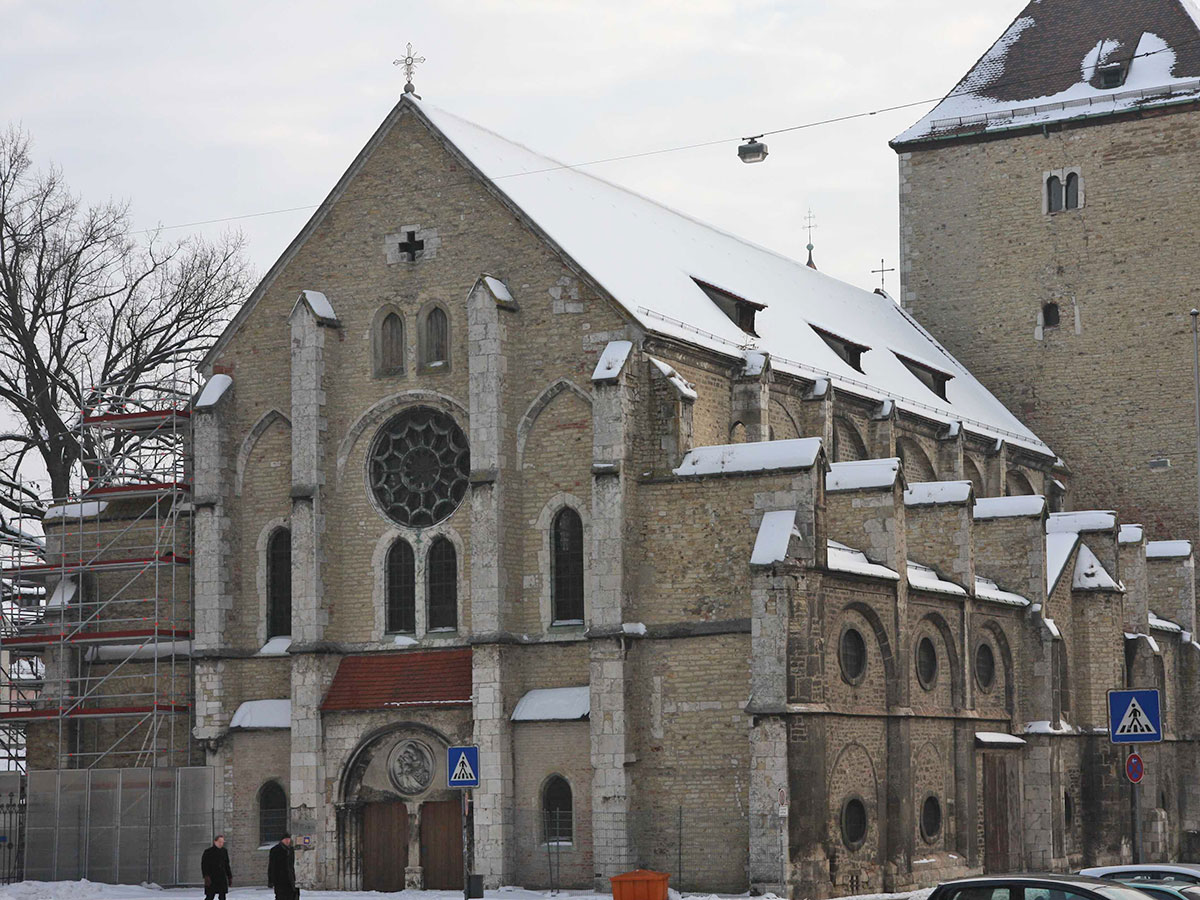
(336, 390, 468, 484)
(235, 409, 292, 495)
(833, 416, 869, 463)
(516, 379, 593, 467)
(372, 305, 407, 376)
(897, 437, 937, 483)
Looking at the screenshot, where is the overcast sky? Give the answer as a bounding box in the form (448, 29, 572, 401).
(0, 0, 1020, 298)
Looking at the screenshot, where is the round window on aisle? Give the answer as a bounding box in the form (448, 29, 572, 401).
(916, 636, 938, 690)
(839, 626, 867, 684)
(841, 796, 868, 850)
(920, 794, 942, 843)
(975, 642, 996, 692)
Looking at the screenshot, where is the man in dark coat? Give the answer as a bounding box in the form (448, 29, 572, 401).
(267, 833, 297, 900)
(200, 834, 232, 900)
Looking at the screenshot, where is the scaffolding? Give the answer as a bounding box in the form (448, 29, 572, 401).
(0, 384, 195, 774)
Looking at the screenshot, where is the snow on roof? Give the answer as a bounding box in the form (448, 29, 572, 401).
(894, 0, 1200, 145)
(1046, 531, 1081, 593)
(43, 501, 109, 522)
(291, 289, 337, 323)
(1150, 610, 1183, 633)
(674, 437, 822, 478)
(256, 636, 292, 656)
(415, 102, 1052, 457)
(1047, 511, 1117, 533)
(743, 350, 768, 376)
(975, 731, 1027, 746)
(481, 274, 514, 304)
(195, 373, 233, 410)
(752, 510, 799, 566)
(230, 699, 292, 729)
(826, 458, 900, 493)
(973, 495, 1045, 519)
(1119, 524, 1146, 545)
(648, 356, 698, 400)
(975, 576, 1030, 607)
(904, 480, 973, 506)
(1073, 544, 1122, 591)
(907, 561, 967, 596)
(47, 578, 77, 608)
(1024, 719, 1075, 735)
(1042, 616, 1062, 640)
(1126, 632, 1162, 654)
(592, 340, 633, 382)
(511, 686, 591, 722)
(87, 640, 192, 662)
(827, 540, 899, 582)
(1147, 539, 1193, 559)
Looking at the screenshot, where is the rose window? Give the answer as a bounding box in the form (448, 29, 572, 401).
(369, 407, 470, 527)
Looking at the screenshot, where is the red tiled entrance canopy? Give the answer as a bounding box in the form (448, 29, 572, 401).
(320, 648, 472, 712)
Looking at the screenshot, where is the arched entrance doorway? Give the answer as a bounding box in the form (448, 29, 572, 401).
(337, 724, 464, 891)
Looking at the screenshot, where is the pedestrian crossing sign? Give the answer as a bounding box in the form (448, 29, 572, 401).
(1107, 689, 1162, 744)
(448, 745, 480, 788)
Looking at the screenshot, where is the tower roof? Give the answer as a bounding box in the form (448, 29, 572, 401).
(893, 0, 1200, 146)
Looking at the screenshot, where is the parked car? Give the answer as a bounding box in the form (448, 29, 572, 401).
(1081, 867, 1200, 886)
(928, 874, 1164, 900)
(1110, 880, 1200, 900)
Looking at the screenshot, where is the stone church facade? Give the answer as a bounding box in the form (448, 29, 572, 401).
(186, 60, 1200, 900)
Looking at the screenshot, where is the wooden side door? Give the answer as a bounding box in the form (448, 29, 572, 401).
(419, 798, 464, 890)
(983, 755, 1011, 873)
(363, 801, 409, 892)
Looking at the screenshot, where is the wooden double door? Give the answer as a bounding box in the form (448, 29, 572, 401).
(362, 799, 462, 892)
(983, 755, 1012, 873)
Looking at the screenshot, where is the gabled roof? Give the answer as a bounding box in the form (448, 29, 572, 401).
(320, 648, 472, 712)
(205, 98, 1052, 458)
(894, 0, 1200, 146)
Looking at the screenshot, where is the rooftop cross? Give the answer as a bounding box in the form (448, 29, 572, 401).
(804, 208, 818, 269)
(871, 258, 895, 292)
(393, 43, 426, 96)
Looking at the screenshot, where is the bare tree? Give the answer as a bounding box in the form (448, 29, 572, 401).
(0, 125, 251, 545)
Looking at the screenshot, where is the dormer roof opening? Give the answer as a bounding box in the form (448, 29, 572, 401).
(693, 278, 766, 336)
(895, 352, 953, 401)
(1098, 62, 1127, 89)
(811, 324, 870, 374)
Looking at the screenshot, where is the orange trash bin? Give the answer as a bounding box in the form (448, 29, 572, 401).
(610, 869, 671, 900)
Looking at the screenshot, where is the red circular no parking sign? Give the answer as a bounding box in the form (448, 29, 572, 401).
(1126, 752, 1145, 783)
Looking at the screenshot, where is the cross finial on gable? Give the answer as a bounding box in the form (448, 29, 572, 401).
(871, 258, 895, 291)
(393, 43, 426, 97)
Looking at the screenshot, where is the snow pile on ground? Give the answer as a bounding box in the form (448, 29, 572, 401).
(0, 883, 939, 900)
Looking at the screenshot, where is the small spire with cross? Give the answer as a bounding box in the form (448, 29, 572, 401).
(804, 208, 818, 269)
(871, 258, 895, 292)
(393, 43, 426, 97)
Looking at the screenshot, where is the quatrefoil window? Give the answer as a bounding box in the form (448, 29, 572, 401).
(369, 407, 470, 527)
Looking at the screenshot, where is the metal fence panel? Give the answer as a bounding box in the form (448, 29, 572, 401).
(86, 769, 120, 883)
(23, 771, 57, 881)
(176, 766, 215, 886)
(149, 768, 176, 886)
(117, 769, 150, 884)
(56, 771, 87, 881)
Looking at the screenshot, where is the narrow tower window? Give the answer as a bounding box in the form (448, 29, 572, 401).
(385, 539, 416, 633)
(427, 537, 457, 631)
(1064, 172, 1079, 210)
(266, 528, 291, 639)
(378, 312, 405, 375)
(421, 306, 449, 368)
(1046, 175, 1063, 213)
(1042, 302, 1061, 327)
(551, 508, 585, 624)
(542, 776, 573, 844)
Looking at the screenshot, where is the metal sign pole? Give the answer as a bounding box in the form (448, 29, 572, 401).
(1132, 743, 1142, 863)
(462, 789, 470, 900)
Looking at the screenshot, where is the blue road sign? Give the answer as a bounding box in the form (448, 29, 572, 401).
(1108, 689, 1162, 744)
(447, 745, 480, 788)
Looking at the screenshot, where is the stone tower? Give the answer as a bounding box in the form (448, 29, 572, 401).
(892, 0, 1200, 539)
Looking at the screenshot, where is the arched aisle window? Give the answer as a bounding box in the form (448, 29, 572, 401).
(259, 781, 288, 845)
(427, 537, 457, 630)
(542, 775, 573, 844)
(551, 508, 585, 623)
(386, 539, 416, 633)
(267, 528, 291, 639)
(378, 312, 405, 375)
(421, 306, 449, 368)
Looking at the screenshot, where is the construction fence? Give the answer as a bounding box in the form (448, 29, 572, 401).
(17, 766, 216, 886)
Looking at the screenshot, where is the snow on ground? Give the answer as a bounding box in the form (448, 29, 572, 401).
(0, 883, 936, 900)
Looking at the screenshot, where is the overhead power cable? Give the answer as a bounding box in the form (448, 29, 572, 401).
(133, 33, 1198, 235)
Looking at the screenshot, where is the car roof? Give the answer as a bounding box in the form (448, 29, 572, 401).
(938, 875, 1128, 888)
(1082, 867, 1200, 876)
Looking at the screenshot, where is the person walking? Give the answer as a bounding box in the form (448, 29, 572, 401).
(267, 833, 297, 900)
(200, 834, 233, 900)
